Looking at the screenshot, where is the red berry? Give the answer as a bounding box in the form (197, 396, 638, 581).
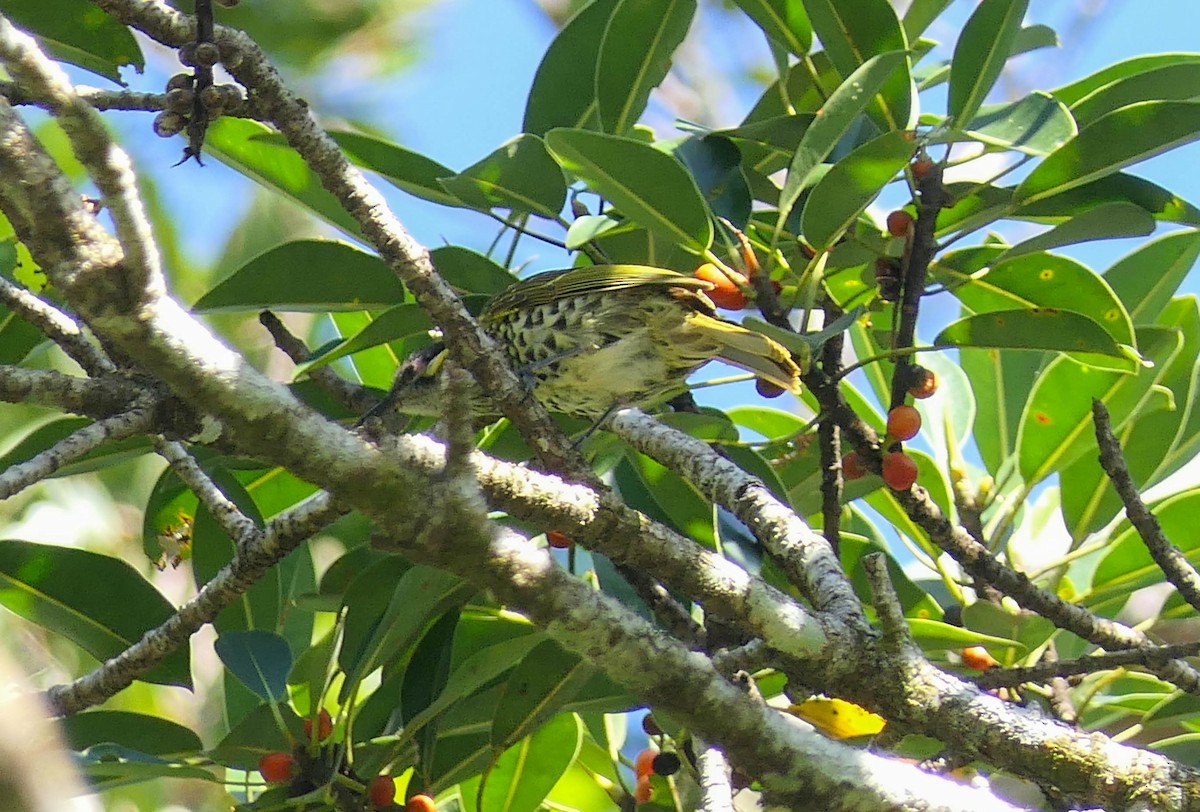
(961, 645, 1000, 671)
(694, 263, 748, 310)
(842, 451, 866, 481)
(304, 708, 333, 741)
(911, 156, 935, 179)
(634, 748, 656, 778)
(258, 751, 295, 783)
(406, 792, 437, 812)
(908, 367, 938, 399)
(546, 530, 573, 549)
(641, 713, 661, 736)
(887, 405, 921, 441)
(881, 451, 919, 490)
(634, 775, 653, 804)
(368, 774, 395, 807)
(886, 210, 913, 238)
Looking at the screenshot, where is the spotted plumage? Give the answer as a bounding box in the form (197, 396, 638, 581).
(367, 264, 802, 421)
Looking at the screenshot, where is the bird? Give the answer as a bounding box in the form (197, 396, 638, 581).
(361, 264, 803, 423)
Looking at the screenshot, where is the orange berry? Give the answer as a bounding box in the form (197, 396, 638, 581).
(304, 708, 333, 741)
(634, 748, 656, 778)
(911, 156, 935, 179)
(405, 792, 437, 812)
(908, 366, 938, 399)
(887, 405, 921, 442)
(367, 774, 395, 807)
(546, 530, 573, 549)
(881, 451, 918, 490)
(961, 645, 1000, 671)
(842, 451, 866, 481)
(634, 775, 654, 804)
(258, 751, 295, 783)
(693, 263, 748, 309)
(886, 210, 914, 238)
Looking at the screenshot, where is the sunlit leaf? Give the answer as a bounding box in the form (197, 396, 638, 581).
(948, 0, 1030, 124)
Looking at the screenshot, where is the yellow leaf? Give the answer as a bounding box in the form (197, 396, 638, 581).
(788, 697, 886, 739)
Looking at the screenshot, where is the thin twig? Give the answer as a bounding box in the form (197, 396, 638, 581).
(973, 641, 1200, 690)
(0, 276, 113, 375)
(258, 310, 375, 415)
(152, 437, 258, 543)
(1093, 398, 1200, 613)
(47, 491, 344, 715)
(0, 406, 154, 499)
(817, 303, 844, 557)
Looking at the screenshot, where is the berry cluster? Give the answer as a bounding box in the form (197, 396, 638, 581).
(842, 367, 938, 491)
(153, 44, 245, 139)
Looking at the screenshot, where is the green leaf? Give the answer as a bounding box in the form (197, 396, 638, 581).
(802, 0, 912, 129)
(545, 129, 713, 252)
(901, 0, 953, 39)
(1089, 489, 1200, 608)
(935, 92, 1075, 156)
(62, 711, 203, 757)
(935, 309, 1125, 358)
(1017, 326, 1181, 485)
(595, 0, 696, 135)
(1013, 173, 1200, 227)
(214, 630, 292, 702)
(328, 130, 462, 207)
(440, 135, 567, 218)
(997, 203, 1155, 262)
(523, 0, 619, 134)
(207, 119, 364, 239)
(616, 451, 715, 549)
(433, 245, 519, 295)
(1070, 62, 1200, 127)
(776, 51, 908, 235)
(492, 640, 595, 748)
(0, 539, 189, 687)
(961, 345, 1043, 476)
(1104, 230, 1200, 324)
(801, 130, 913, 249)
(1051, 54, 1200, 108)
(480, 714, 582, 812)
(192, 239, 406, 312)
(209, 703, 303, 770)
(1016, 101, 1200, 205)
(732, 0, 811, 56)
(943, 252, 1135, 349)
(714, 114, 816, 174)
(948, 0, 1030, 124)
(906, 619, 1023, 653)
(1, 0, 143, 85)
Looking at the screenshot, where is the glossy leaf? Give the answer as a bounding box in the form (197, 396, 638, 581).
(960, 345, 1043, 476)
(3, 0, 143, 85)
(901, 0, 953, 39)
(432, 245, 519, 295)
(672, 136, 752, 227)
(523, 0, 618, 133)
(616, 451, 715, 549)
(210, 703, 304, 770)
(440, 135, 567, 218)
(1071, 62, 1200, 127)
(1104, 229, 1200, 325)
(945, 252, 1133, 347)
(934, 92, 1075, 156)
(801, 130, 913, 249)
(997, 202, 1154, 261)
(907, 619, 1023, 653)
(479, 714, 582, 812)
(714, 114, 816, 174)
(1090, 489, 1200, 608)
(1061, 298, 1199, 538)
(215, 630, 292, 702)
(733, 0, 811, 55)
(935, 309, 1125, 358)
(192, 239, 405, 312)
(1017, 327, 1181, 485)
(776, 51, 908, 234)
(1051, 53, 1200, 107)
(207, 119, 363, 239)
(802, 0, 912, 129)
(1014, 172, 1200, 227)
(492, 640, 595, 747)
(329, 130, 462, 207)
(595, 0, 696, 135)
(948, 0, 1030, 124)
(545, 128, 713, 252)
(63, 711, 203, 757)
(1016, 101, 1200, 205)
(0, 539, 189, 687)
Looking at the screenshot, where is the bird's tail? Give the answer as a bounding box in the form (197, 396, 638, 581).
(689, 313, 803, 394)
